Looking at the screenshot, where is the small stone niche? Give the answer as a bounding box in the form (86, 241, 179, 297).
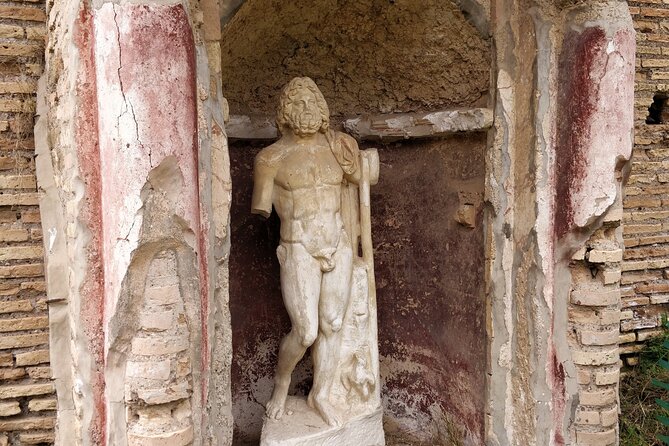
(221, 1, 492, 444)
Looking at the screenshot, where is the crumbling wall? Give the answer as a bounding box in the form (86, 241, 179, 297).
(0, 1, 54, 444)
(487, 1, 634, 444)
(620, 2, 669, 366)
(38, 0, 233, 444)
(220, 0, 491, 116)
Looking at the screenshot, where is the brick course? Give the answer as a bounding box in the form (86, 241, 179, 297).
(0, 0, 53, 444)
(569, 211, 624, 443)
(622, 2, 669, 371)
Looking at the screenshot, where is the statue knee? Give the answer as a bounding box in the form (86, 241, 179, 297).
(321, 316, 343, 335)
(299, 329, 317, 348)
(331, 317, 343, 333)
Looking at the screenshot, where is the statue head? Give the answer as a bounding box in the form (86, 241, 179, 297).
(276, 77, 330, 137)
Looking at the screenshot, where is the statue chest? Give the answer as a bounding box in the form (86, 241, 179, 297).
(274, 149, 343, 190)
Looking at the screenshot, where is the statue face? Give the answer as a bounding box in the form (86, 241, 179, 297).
(285, 88, 323, 136)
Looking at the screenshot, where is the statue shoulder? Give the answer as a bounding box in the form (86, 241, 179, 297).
(254, 141, 286, 169)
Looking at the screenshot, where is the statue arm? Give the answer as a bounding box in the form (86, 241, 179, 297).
(251, 156, 275, 218)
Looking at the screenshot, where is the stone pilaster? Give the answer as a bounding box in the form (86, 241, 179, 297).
(487, 1, 634, 444)
(38, 1, 232, 445)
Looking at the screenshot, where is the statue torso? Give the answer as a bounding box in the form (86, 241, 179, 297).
(257, 138, 346, 255)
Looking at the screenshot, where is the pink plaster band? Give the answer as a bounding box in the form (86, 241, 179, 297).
(94, 4, 199, 320)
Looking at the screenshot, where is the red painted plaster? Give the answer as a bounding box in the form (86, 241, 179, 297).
(555, 26, 635, 239)
(554, 27, 605, 239)
(92, 2, 207, 432)
(74, 4, 106, 443)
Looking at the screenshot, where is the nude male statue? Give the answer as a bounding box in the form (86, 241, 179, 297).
(251, 77, 362, 427)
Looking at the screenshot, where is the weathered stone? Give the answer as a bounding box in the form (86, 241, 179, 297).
(144, 285, 181, 305)
(0, 401, 20, 417)
(618, 332, 636, 344)
(139, 310, 173, 331)
(136, 381, 190, 405)
(18, 432, 56, 445)
(0, 368, 25, 381)
(579, 330, 618, 346)
(587, 249, 623, 263)
(0, 383, 54, 399)
(0, 416, 55, 431)
(600, 407, 617, 427)
(576, 369, 591, 385)
(0, 354, 11, 368)
(574, 429, 616, 445)
(126, 360, 171, 381)
(0, 316, 48, 332)
(579, 389, 617, 407)
(15, 349, 49, 366)
(570, 289, 620, 307)
(574, 409, 600, 425)
(0, 246, 44, 262)
(0, 263, 43, 278)
(0, 6, 46, 21)
(131, 336, 189, 356)
(621, 316, 659, 332)
(28, 398, 56, 412)
(0, 229, 29, 242)
(0, 333, 48, 350)
(0, 300, 31, 314)
(571, 349, 618, 366)
(601, 269, 621, 285)
(128, 425, 193, 446)
(26, 367, 51, 379)
(594, 370, 620, 386)
(638, 328, 665, 341)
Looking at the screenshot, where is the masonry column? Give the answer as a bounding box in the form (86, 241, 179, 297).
(487, 1, 634, 444)
(36, 1, 232, 445)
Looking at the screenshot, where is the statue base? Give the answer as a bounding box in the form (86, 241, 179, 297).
(260, 397, 385, 446)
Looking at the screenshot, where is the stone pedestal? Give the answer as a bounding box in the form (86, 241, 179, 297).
(260, 397, 384, 446)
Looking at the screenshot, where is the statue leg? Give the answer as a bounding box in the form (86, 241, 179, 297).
(267, 242, 321, 420)
(309, 237, 353, 427)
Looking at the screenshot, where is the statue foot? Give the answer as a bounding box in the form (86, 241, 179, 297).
(310, 394, 342, 427)
(266, 394, 286, 420)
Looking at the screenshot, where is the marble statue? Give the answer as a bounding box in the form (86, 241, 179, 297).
(252, 77, 384, 445)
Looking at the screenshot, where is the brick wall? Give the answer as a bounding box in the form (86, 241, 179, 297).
(0, 1, 54, 445)
(569, 205, 624, 443)
(622, 1, 669, 367)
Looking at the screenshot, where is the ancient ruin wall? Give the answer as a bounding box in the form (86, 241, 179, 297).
(621, 1, 669, 366)
(0, 1, 54, 444)
(39, 0, 233, 444)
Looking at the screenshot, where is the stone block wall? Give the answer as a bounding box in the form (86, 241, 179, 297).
(0, 0, 53, 444)
(622, 1, 669, 366)
(0, 5, 52, 446)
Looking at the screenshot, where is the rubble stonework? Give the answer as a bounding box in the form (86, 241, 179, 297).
(621, 1, 669, 366)
(0, 0, 53, 444)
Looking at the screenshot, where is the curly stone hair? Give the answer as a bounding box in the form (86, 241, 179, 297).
(276, 77, 330, 135)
